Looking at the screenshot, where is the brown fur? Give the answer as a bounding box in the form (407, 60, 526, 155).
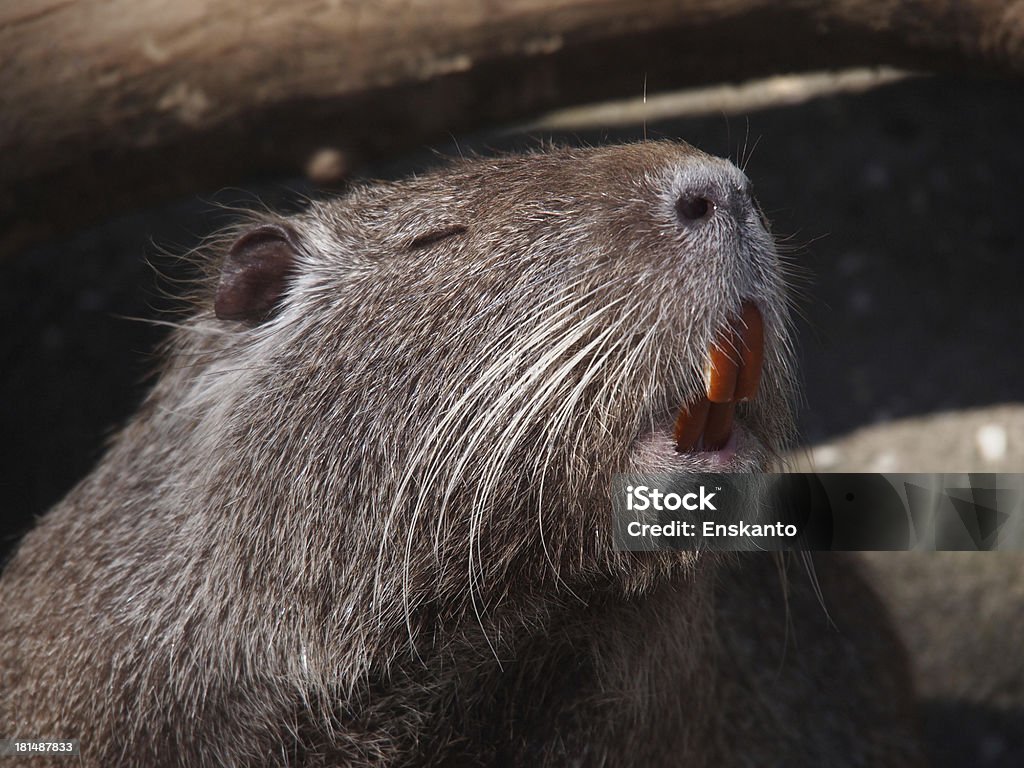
(0, 142, 923, 765)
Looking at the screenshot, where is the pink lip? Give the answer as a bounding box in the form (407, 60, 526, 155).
(692, 428, 740, 467)
(629, 421, 763, 475)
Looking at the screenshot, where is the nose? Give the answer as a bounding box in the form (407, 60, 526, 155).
(674, 193, 715, 222)
(672, 163, 754, 226)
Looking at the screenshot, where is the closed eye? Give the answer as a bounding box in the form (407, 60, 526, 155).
(408, 224, 468, 250)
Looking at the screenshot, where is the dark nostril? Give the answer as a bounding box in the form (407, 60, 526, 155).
(675, 195, 714, 223)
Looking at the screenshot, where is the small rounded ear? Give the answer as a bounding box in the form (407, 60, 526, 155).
(215, 225, 298, 323)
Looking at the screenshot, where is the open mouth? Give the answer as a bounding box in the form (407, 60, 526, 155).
(674, 301, 764, 454)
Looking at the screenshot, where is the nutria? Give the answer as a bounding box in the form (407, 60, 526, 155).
(0, 141, 923, 766)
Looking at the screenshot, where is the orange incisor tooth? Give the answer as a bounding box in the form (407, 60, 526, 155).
(674, 396, 710, 452)
(703, 401, 736, 450)
(734, 301, 765, 401)
(705, 326, 740, 403)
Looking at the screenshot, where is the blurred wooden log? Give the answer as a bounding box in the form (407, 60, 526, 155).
(2, 0, 1022, 257)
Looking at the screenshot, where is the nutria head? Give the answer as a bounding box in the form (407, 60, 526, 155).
(99, 142, 795, 664)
